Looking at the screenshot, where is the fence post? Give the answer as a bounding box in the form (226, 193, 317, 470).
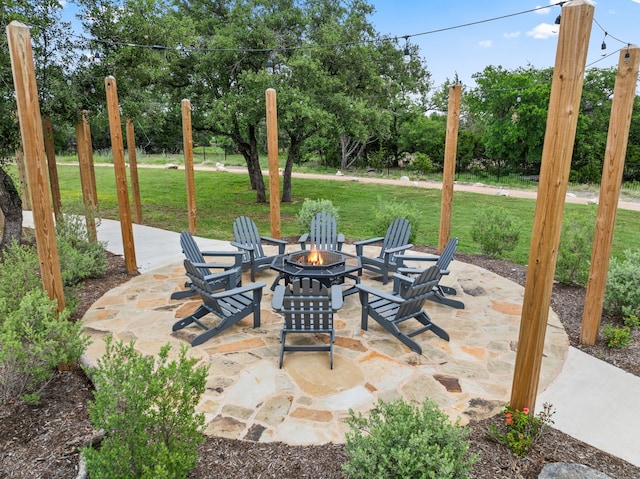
(75, 119, 97, 242)
(105, 76, 138, 274)
(7, 21, 65, 310)
(266, 88, 281, 239)
(439, 83, 461, 253)
(181, 99, 197, 234)
(42, 116, 62, 221)
(510, 0, 593, 412)
(581, 45, 640, 345)
(126, 118, 143, 224)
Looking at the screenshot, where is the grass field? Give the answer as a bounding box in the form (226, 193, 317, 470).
(27, 162, 640, 266)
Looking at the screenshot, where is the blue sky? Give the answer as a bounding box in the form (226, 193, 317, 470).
(369, 0, 640, 88)
(60, 0, 639, 89)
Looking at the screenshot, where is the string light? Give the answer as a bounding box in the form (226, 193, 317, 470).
(601, 33, 607, 56)
(402, 36, 410, 64)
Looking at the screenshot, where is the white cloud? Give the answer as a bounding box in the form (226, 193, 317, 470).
(527, 23, 559, 40)
(504, 31, 521, 39)
(478, 40, 493, 48)
(632, 0, 640, 4)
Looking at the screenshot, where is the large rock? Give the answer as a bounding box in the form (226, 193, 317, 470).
(538, 463, 612, 479)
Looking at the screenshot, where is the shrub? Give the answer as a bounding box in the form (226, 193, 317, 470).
(83, 336, 208, 479)
(56, 212, 108, 286)
(487, 403, 555, 456)
(296, 198, 339, 233)
(409, 152, 434, 175)
(623, 314, 640, 329)
(555, 211, 594, 286)
(0, 240, 41, 315)
(604, 249, 640, 318)
(602, 324, 632, 348)
(0, 288, 88, 406)
(342, 398, 477, 479)
(370, 196, 420, 243)
(470, 206, 520, 257)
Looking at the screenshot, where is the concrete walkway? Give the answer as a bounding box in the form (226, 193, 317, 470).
(22, 211, 640, 466)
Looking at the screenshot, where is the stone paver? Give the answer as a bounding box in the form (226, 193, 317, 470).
(81, 245, 568, 445)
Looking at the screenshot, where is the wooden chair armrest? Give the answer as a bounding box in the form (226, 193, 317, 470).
(271, 284, 286, 310)
(298, 233, 309, 250)
(261, 236, 287, 254)
(356, 283, 404, 303)
(384, 243, 414, 255)
(396, 253, 439, 267)
(330, 285, 344, 310)
(200, 250, 245, 268)
(212, 281, 266, 299)
(191, 261, 236, 272)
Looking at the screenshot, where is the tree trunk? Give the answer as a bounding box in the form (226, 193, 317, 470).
(233, 125, 266, 202)
(0, 167, 23, 250)
(281, 136, 299, 203)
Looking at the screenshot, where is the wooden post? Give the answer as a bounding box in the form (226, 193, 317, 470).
(82, 110, 98, 206)
(510, 0, 593, 412)
(266, 88, 281, 239)
(75, 119, 97, 242)
(439, 84, 461, 253)
(181, 100, 197, 234)
(126, 118, 143, 224)
(42, 116, 62, 221)
(7, 21, 65, 310)
(105, 76, 137, 274)
(581, 45, 640, 345)
(14, 149, 31, 210)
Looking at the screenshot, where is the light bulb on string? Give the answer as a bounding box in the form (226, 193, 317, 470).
(402, 36, 410, 64)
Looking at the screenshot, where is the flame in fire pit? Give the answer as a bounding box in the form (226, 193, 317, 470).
(307, 246, 324, 265)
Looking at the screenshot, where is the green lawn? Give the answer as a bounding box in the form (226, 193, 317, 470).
(23, 163, 640, 265)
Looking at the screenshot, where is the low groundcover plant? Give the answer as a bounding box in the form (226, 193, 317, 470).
(487, 402, 555, 456)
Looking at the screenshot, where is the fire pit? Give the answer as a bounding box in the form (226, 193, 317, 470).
(270, 249, 362, 296)
(286, 250, 345, 269)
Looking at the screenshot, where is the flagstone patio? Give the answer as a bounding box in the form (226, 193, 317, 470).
(81, 245, 568, 445)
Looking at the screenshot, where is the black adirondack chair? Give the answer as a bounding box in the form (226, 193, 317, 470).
(354, 217, 413, 285)
(272, 278, 343, 369)
(171, 231, 244, 300)
(172, 259, 265, 346)
(298, 211, 345, 251)
(393, 237, 464, 309)
(231, 216, 287, 281)
(356, 265, 449, 354)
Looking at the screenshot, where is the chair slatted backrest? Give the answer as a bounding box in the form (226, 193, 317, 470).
(378, 218, 411, 259)
(309, 211, 338, 251)
(180, 231, 210, 277)
(183, 259, 219, 307)
(436, 237, 458, 270)
(233, 216, 265, 262)
(396, 265, 441, 319)
(281, 278, 334, 331)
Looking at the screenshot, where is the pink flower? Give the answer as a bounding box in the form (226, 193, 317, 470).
(506, 417, 513, 426)
(523, 408, 529, 415)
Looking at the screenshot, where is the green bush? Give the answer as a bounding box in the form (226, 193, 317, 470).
(0, 288, 88, 406)
(0, 241, 41, 315)
(555, 211, 595, 286)
(602, 324, 632, 348)
(409, 152, 434, 175)
(56, 212, 108, 286)
(470, 206, 520, 257)
(342, 398, 477, 479)
(604, 249, 640, 318)
(371, 196, 420, 243)
(83, 336, 208, 479)
(296, 198, 339, 233)
(623, 314, 640, 329)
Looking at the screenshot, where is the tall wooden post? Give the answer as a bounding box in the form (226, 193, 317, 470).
(7, 21, 65, 310)
(126, 118, 143, 224)
(42, 117, 62, 221)
(105, 76, 137, 274)
(82, 110, 98, 206)
(266, 88, 281, 239)
(181, 100, 197, 234)
(581, 45, 640, 345)
(510, 0, 593, 412)
(14, 149, 31, 210)
(439, 84, 461, 253)
(75, 120, 97, 242)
